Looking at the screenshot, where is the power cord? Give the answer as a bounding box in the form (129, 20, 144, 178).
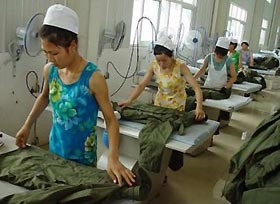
(25, 70, 40, 98)
(109, 17, 157, 97)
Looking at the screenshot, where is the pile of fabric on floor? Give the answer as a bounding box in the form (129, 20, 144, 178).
(223, 109, 280, 204)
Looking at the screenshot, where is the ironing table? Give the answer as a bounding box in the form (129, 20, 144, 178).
(232, 82, 262, 95)
(96, 116, 219, 202)
(202, 94, 252, 112)
(7, 106, 219, 204)
(250, 68, 278, 76)
(0, 134, 29, 199)
(202, 94, 252, 125)
(137, 68, 263, 95)
(0, 133, 148, 204)
(186, 66, 263, 95)
(0, 121, 219, 204)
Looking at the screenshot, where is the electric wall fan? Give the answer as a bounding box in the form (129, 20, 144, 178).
(99, 20, 126, 56)
(176, 29, 203, 66)
(185, 30, 203, 50)
(8, 13, 44, 62)
(177, 26, 218, 66)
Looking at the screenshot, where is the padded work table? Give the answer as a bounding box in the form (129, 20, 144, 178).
(0, 133, 143, 204)
(96, 116, 219, 156)
(202, 94, 252, 112)
(44, 107, 219, 203)
(202, 94, 252, 126)
(0, 133, 29, 199)
(96, 116, 219, 202)
(232, 82, 262, 94)
(186, 66, 263, 95)
(250, 68, 278, 76)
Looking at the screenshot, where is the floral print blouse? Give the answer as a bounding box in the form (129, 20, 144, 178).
(48, 62, 99, 166)
(153, 59, 187, 111)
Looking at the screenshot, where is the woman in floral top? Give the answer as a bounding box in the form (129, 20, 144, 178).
(15, 4, 135, 187)
(119, 36, 205, 120)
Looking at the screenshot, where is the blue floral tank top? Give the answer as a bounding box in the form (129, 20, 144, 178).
(48, 62, 99, 166)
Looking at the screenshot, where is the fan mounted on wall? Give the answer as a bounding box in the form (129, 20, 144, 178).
(111, 20, 126, 51)
(8, 13, 44, 76)
(8, 13, 44, 61)
(177, 26, 218, 66)
(98, 20, 126, 56)
(184, 30, 203, 50)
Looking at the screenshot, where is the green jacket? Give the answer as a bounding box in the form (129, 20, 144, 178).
(113, 101, 206, 173)
(0, 146, 150, 204)
(223, 110, 280, 204)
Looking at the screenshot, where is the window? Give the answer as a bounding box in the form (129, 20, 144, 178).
(130, 0, 197, 44)
(226, 3, 247, 43)
(266, 0, 272, 3)
(259, 19, 268, 46)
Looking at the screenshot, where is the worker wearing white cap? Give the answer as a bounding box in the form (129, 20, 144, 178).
(119, 34, 205, 118)
(239, 40, 254, 69)
(15, 4, 135, 187)
(228, 38, 240, 73)
(194, 37, 237, 90)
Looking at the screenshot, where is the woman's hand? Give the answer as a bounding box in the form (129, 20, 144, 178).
(118, 99, 132, 108)
(194, 107, 205, 121)
(107, 157, 136, 186)
(15, 126, 30, 148)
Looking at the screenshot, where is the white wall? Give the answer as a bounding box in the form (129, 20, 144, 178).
(0, 52, 52, 145)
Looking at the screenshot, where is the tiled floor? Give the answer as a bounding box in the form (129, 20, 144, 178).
(151, 89, 280, 204)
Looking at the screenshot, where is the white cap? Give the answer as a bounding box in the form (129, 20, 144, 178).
(241, 40, 249, 45)
(155, 35, 175, 51)
(230, 38, 238, 44)
(43, 4, 79, 34)
(216, 37, 230, 49)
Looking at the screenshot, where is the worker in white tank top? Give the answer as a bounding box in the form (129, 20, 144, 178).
(194, 37, 237, 91)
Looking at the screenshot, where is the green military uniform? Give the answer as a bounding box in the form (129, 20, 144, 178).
(223, 110, 280, 204)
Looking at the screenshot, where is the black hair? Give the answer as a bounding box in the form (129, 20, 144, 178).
(214, 46, 228, 56)
(153, 45, 173, 57)
(230, 42, 238, 49)
(39, 25, 78, 48)
(241, 42, 249, 46)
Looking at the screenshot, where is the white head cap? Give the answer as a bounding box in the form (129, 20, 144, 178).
(241, 40, 249, 45)
(43, 4, 79, 34)
(216, 37, 230, 49)
(230, 38, 238, 44)
(155, 35, 175, 51)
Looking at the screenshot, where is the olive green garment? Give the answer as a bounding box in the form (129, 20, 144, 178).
(223, 110, 280, 204)
(113, 101, 205, 173)
(0, 146, 151, 204)
(242, 187, 280, 204)
(185, 86, 231, 100)
(245, 69, 267, 90)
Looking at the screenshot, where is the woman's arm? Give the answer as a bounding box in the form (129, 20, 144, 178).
(181, 64, 205, 120)
(249, 52, 254, 67)
(16, 64, 50, 147)
(90, 71, 135, 186)
(119, 64, 154, 107)
(239, 51, 243, 70)
(194, 57, 208, 79)
(225, 63, 237, 88)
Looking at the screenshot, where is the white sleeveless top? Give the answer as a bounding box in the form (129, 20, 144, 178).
(204, 55, 228, 89)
